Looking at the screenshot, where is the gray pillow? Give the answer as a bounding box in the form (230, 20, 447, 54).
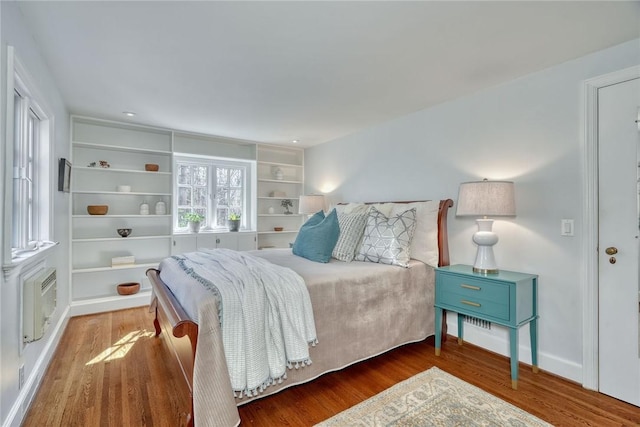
(332, 212, 368, 262)
(355, 207, 417, 267)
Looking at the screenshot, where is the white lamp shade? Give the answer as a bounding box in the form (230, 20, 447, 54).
(456, 180, 516, 217)
(298, 194, 325, 214)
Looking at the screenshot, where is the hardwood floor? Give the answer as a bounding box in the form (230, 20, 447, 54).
(24, 308, 640, 426)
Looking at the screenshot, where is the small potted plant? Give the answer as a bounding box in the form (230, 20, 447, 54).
(184, 212, 204, 233)
(228, 212, 241, 232)
(281, 199, 293, 215)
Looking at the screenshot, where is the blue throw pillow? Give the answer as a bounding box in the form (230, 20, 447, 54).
(292, 209, 340, 263)
(302, 210, 326, 227)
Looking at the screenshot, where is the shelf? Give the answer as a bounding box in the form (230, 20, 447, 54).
(256, 145, 303, 249)
(258, 178, 302, 184)
(69, 291, 153, 317)
(73, 191, 172, 196)
(258, 230, 298, 235)
(73, 141, 172, 155)
(73, 214, 171, 218)
(73, 235, 171, 243)
(258, 197, 300, 200)
(71, 116, 173, 313)
(72, 262, 161, 274)
(73, 166, 172, 175)
(258, 160, 303, 168)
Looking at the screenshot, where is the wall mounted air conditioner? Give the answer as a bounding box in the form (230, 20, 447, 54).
(23, 268, 57, 343)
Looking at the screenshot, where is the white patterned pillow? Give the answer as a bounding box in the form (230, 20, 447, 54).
(355, 207, 417, 267)
(332, 212, 369, 262)
(334, 203, 371, 215)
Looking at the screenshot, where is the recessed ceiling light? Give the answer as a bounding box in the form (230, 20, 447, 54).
(123, 111, 136, 117)
(292, 139, 299, 144)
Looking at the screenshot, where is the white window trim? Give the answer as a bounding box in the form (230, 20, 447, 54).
(3, 46, 56, 269)
(173, 153, 255, 233)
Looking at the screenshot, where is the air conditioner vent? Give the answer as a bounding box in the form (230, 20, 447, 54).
(23, 268, 57, 343)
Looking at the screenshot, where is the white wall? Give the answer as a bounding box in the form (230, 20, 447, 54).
(304, 39, 640, 383)
(1, 3, 70, 425)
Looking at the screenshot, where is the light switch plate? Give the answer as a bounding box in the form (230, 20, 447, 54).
(561, 219, 574, 236)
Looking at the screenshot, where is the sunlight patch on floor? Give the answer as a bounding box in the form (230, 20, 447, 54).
(86, 330, 154, 365)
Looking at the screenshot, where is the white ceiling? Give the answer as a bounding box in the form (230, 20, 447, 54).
(17, 1, 640, 147)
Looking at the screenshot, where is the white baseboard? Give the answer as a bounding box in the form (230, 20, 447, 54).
(69, 291, 153, 317)
(3, 305, 70, 427)
(447, 317, 582, 384)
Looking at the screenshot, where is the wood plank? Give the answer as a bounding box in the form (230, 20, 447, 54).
(23, 308, 640, 426)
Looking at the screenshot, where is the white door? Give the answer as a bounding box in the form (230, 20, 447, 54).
(598, 77, 640, 406)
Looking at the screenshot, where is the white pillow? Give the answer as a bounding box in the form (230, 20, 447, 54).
(355, 207, 417, 268)
(332, 212, 369, 262)
(334, 203, 370, 214)
(390, 201, 440, 267)
(367, 203, 392, 217)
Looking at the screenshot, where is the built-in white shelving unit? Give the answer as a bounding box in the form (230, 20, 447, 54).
(68, 117, 295, 313)
(256, 145, 304, 249)
(70, 116, 173, 314)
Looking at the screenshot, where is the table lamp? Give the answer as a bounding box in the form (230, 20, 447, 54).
(298, 194, 325, 217)
(456, 179, 516, 274)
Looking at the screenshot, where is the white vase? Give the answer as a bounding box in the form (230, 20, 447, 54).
(268, 206, 275, 214)
(139, 201, 149, 215)
(274, 168, 284, 180)
(188, 221, 201, 233)
(155, 200, 166, 215)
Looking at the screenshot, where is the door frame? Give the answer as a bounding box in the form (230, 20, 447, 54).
(582, 65, 640, 390)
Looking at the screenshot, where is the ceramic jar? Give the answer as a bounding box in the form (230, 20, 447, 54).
(274, 167, 284, 180)
(155, 200, 166, 215)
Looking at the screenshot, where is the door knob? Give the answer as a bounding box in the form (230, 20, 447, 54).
(605, 247, 618, 255)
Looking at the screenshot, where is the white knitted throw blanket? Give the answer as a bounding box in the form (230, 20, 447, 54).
(168, 249, 318, 397)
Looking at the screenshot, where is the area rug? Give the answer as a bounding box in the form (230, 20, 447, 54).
(315, 367, 552, 426)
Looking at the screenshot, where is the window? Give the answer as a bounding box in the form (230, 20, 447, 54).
(175, 156, 251, 231)
(8, 49, 52, 258)
(13, 90, 41, 248)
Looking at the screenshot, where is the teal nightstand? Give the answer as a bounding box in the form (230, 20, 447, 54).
(434, 264, 539, 389)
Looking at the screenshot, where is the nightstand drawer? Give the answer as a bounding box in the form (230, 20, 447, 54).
(438, 275, 509, 301)
(438, 291, 509, 320)
(436, 274, 511, 321)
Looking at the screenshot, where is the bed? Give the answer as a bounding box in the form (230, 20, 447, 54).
(147, 199, 453, 427)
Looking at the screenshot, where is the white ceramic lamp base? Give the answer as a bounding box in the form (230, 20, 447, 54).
(472, 218, 499, 274)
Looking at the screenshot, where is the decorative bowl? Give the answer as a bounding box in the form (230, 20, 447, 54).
(116, 185, 131, 192)
(274, 227, 284, 232)
(87, 205, 108, 215)
(117, 228, 132, 238)
(117, 282, 140, 295)
(145, 163, 159, 172)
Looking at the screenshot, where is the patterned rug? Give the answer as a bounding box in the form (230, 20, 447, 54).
(315, 367, 552, 427)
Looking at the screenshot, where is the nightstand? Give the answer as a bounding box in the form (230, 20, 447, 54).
(434, 264, 539, 389)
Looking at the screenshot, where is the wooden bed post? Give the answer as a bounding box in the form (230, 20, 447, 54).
(437, 199, 453, 268)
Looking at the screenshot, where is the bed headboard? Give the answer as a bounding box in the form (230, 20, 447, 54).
(336, 199, 454, 267)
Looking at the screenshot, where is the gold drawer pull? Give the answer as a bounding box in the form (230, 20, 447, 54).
(461, 284, 481, 291)
(461, 300, 481, 307)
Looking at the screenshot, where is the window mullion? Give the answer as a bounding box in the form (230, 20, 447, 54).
(209, 165, 216, 227)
